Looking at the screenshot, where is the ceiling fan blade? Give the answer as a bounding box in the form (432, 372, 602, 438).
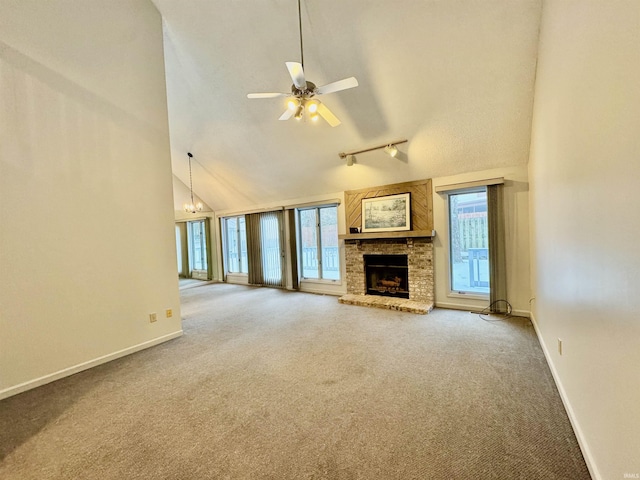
(279, 108, 295, 121)
(285, 62, 307, 90)
(315, 77, 358, 95)
(247, 92, 287, 99)
(317, 102, 341, 127)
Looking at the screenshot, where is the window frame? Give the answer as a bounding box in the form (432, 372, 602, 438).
(188, 219, 207, 273)
(296, 204, 340, 283)
(222, 215, 248, 276)
(446, 187, 490, 299)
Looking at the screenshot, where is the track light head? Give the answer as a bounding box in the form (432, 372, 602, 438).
(384, 144, 398, 157)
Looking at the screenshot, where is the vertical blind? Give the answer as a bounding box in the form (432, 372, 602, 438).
(287, 209, 299, 290)
(246, 210, 285, 288)
(487, 184, 507, 312)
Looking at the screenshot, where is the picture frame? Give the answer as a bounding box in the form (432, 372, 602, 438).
(361, 193, 411, 233)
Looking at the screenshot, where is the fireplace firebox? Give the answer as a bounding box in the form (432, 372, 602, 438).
(364, 254, 409, 299)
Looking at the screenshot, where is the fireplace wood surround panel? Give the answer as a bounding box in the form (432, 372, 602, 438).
(344, 179, 433, 234)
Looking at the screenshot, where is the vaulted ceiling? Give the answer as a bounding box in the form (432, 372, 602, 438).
(152, 0, 542, 212)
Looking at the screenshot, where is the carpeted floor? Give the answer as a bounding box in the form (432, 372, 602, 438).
(0, 283, 590, 479)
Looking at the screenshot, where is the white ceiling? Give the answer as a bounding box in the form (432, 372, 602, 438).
(153, 0, 542, 212)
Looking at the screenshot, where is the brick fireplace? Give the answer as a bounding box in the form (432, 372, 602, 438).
(339, 237, 434, 314)
(338, 178, 435, 314)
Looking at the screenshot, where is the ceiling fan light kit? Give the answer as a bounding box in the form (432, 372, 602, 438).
(246, 0, 358, 127)
(307, 100, 319, 114)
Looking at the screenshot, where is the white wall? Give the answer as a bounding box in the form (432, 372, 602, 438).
(433, 165, 531, 315)
(529, 1, 640, 478)
(0, 0, 182, 398)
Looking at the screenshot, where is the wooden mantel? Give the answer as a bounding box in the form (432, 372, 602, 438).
(339, 230, 435, 241)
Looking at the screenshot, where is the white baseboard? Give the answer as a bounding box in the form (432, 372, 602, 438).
(299, 283, 345, 297)
(435, 301, 530, 318)
(226, 275, 249, 286)
(529, 313, 599, 480)
(0, 330, 183, 401)
(434, 301, 476, 311)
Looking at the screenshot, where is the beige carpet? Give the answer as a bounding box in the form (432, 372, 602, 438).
(0, 283, 590, 479)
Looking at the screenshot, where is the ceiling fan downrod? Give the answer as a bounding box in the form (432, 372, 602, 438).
(298, 0, 304, 69)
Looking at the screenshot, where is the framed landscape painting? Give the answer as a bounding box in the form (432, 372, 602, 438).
(361, 193, 411, 233)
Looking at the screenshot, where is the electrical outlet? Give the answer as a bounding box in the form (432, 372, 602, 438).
(166, 309, 173, 318)
(558, 338, 563, 355)
(149, 313, 157, 323)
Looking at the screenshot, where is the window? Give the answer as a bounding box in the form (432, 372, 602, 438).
(175, 225, 183, 274)
(448, 189, 489, 295)
(298, 205, 339, 281)
(223, 216, 247, 274)
(187, 219, 208, 275)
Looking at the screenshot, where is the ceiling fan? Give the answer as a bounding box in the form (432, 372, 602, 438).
(246, 0, 358, 127)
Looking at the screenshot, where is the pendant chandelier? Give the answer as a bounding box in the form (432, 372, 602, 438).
(184, 152, 203, 213)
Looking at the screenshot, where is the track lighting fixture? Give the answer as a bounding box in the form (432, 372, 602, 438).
(338, 139, 407, 166)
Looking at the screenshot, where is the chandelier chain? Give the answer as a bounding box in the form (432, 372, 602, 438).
(188, 153, 195, 206)
(184, 152, 202, 213)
